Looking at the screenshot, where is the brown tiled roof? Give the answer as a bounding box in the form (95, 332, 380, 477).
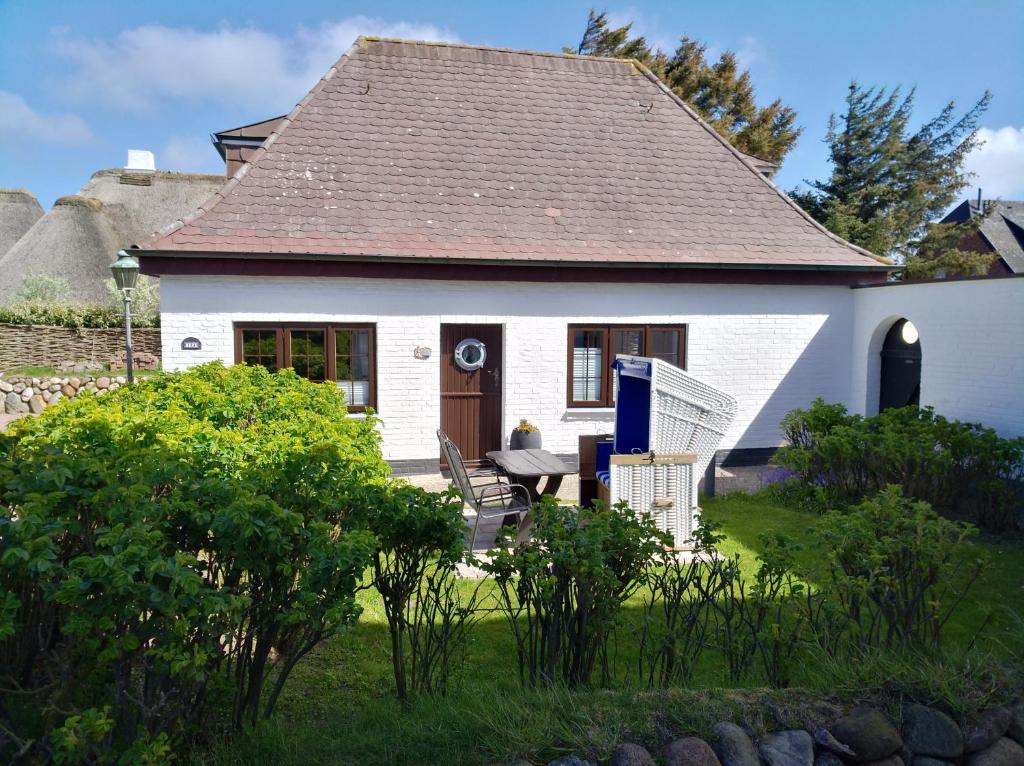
(137, 38, 889, 271)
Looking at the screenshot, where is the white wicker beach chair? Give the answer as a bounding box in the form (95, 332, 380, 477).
(596, 356, 737, 548)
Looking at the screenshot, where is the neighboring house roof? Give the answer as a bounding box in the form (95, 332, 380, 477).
(942, 199, 1024, 273)
(0, 169, 226, 305)
(138, 38, 888, 273)
(0, 189, 43, 259)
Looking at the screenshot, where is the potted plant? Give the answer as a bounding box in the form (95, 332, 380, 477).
(510, 419, 541, 450)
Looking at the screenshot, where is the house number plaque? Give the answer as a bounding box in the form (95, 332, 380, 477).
(181, 337, 202, 351)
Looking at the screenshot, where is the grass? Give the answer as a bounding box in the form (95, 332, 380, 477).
(193, 493, 1024, 766)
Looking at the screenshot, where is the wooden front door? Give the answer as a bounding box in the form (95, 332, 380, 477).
(441, 324, 503, 463)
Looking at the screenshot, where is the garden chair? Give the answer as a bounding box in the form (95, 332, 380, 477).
(437, 430, 533, 551)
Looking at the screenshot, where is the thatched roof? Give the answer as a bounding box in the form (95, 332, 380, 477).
(0, 170, 225, 305)
(0, 189, 43, 258)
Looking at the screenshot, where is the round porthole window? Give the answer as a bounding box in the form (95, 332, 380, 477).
(454, 338, 487, 371)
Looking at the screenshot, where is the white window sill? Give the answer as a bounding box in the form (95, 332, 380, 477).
(564, 407, 616, 416)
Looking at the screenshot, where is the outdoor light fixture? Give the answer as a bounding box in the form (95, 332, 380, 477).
(110, 249, 141, 383)
(901, 320, 919, 345)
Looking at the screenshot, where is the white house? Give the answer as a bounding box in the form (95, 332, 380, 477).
(135, 37, 901, 473)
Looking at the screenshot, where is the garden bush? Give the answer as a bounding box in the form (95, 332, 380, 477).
(0, 363, 387, 763)
(776, 399, 1024, 529)
(485, 498, 667, 688)
(816, 486, 986, 649)
(353, 482, 480, 702)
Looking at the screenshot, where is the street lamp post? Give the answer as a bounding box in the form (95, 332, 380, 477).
(110, 250, 140, 383)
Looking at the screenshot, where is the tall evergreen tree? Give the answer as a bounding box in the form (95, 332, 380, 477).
(901, 212, 996, 279)
(791, 82, 990, 260)
(570, 10, 800, 165)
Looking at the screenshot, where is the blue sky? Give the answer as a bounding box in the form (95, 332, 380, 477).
(2, 0, 1022, 209)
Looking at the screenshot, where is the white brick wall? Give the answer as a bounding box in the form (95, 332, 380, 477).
(159, 276, 857, 462)
(851, 277, 1024, 437)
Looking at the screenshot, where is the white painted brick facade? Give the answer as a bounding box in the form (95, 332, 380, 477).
(160, 276, 857, 463)
(851, 278, 1024, 437)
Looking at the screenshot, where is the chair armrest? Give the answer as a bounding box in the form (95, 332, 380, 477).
(476, 482, 532, 511)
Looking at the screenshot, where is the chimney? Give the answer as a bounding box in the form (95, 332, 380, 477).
(976, 187, 983, 216)
(125, 150, 156, 173)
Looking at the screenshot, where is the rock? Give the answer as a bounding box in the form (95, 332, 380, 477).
(96, 377, 111, 390)
(913, 758, 956, 766)
(109, 382, 120, 391)
(61, 385, 75, 397)
(0, 380, 11, 393)
(41, 391, 52, 404)
(13, 382, 24, 393)
(665, 737, 722, 766)
(547, 757, 597, 766)
(48, 383, 60, 392)
(5, 391, 28, 414)
(610, 743, 655, 766)
(966, 738, 1024, 766)
(903, 705, 964, 759)
(50, 392, 62, 405)
(69, 377, 81, 388)
(966, 709, 1014, 754)
(816, 754, 845, 766)
(861, 758, 903, 766)
(1009, 706, 1024, 745)
(28, 395, 45, 414)
(20, 387, 33, 401)
(758, 731, 814, 766)
(830, 708, 903, 762)
(712, 722, 761, 766)
(115, 375, 126, 384)
(817, 728, 857, 758)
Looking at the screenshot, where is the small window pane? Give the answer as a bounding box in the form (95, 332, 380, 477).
(242, 330, 278, 372)
(650, 330, 680, 367)
(572, 330, 604, 402)
(289, 330, 326, 381)
(336, 329, 371, 409)
(612, 329, 644, 357)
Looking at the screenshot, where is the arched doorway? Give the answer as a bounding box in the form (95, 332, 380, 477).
(879, 318, 921, 411)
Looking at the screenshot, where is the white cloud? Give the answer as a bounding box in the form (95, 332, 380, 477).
(161, 135, 222, 173)
(965, 126, 1024, 199)
(604, 8, 675, 55)
(735, 36, 765, 71)
(0, 90, 93, 144)
(51, 17, 459, 113)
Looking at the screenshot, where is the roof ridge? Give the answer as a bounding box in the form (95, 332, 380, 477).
(631, 61, 891, 267)
(358, 36, 642, 66)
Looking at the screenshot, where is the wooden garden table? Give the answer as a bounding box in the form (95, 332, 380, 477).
(485, 448, 576, 501)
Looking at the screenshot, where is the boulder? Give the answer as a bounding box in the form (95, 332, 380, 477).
(49, 392, 62, 405)
(903, 705, 964, 758)
(61, 385, 76, 398)
(758, 730, 814, 766)
(69, 377, 81, 388)
(547, 757, 597, 766)
(95, 377, 111, 390)
(0, 380, 12, 393)
(20, 387, 34, 401)
(28, 395, 45, 414)
(13, 382, 24, 393)
(966, 709, 1014, 754)
(1009, 706, 1024, 745)
(712, 722, 761, 766)
(610, 743, 655, 766)
(665, 737, 722, 766)
(966, 738, 1024, 766)
(830, 708, 903, 762)
(861, 758, 903, 766)
(5, 391, 28, 414)
(913, 758, 956, 766)
(816, 754, 845, 766)
(817, 728, 857, 758)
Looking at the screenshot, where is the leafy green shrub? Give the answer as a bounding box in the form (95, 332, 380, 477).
(485, 498, 667, 688)
(353, 483, 477, 702)
(0, 363, 386, 762)
(1, 273, 161, 329)
(817, 486, 986, 649)
(776, 399, 1024, 529)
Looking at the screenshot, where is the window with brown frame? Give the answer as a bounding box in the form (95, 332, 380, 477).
(234, 323, 377, 412)
(567, 324, 686, 407)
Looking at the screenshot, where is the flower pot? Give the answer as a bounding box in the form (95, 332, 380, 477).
(510, 429, 542, 450)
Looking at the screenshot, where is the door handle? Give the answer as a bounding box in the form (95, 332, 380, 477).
(489, 367, 500, 385)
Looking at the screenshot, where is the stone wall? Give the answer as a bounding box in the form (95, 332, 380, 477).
(1, 373, 127, 415)
(0, 323, 161, 372)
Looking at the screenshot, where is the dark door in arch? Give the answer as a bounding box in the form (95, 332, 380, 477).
(879, 319, 921, 411)
(440, 324, 503, 464)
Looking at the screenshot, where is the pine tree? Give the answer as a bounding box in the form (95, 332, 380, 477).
(792, 82, 990, 259)
(569, 10, 800, 166)
(901, 213, 995, 279)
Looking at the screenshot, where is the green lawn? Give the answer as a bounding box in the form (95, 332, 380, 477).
(194, 493, 1024, 766)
